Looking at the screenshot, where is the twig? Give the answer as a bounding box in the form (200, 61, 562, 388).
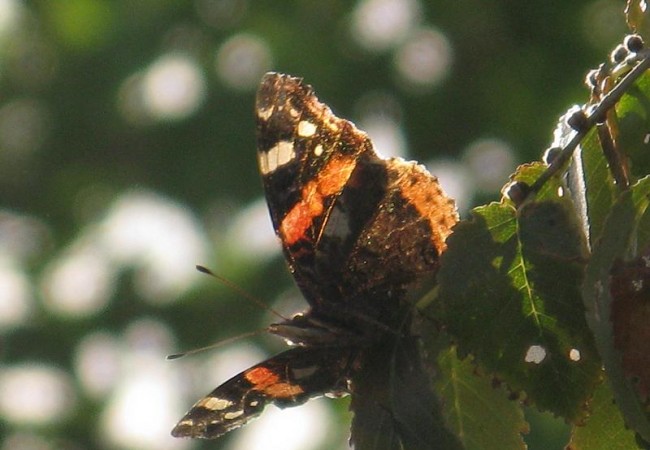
(530, 50, 650, 195)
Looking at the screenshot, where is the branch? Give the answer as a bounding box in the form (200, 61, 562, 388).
(530, 50, 650, 195)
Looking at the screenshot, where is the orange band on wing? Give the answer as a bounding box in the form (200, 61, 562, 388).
(262, 382, 305, 398)
(280, 155, 357, 245)
(245, 366, 305, 398)
(245, 366, 279, 387)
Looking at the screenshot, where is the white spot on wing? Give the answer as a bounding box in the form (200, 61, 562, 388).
(298, 121, 317, 137)
(259, 141, 296, 174)
(313, 144, 323, 156)
(224, 410, 245, 420)
(199, 397, 234, 411)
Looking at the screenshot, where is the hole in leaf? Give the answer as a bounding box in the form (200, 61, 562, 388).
(524, 345, 547, 364)
(569, 349, 581, 361)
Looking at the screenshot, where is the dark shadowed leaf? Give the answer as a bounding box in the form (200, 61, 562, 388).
(431, 163, 601, 421)
(350, 333, 463, 450)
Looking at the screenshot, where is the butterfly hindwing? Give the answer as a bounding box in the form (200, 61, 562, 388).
(172, 347, 354, 439)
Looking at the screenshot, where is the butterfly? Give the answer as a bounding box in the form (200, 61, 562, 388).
(172, 72, 459, 448)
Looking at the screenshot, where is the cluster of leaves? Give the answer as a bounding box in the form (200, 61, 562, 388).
(418, 2, 650, 449)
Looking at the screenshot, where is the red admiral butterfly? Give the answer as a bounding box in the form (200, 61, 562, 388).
(172, 73, 458, 446)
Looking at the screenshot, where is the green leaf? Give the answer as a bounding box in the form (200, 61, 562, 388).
(549, 106, 618, 247)
(567, 378, 641, 450)
(432, 163, 601, 421)
(616, 71, 650, 180)
(571, 128, 618, 246)
(582, 176, 650, 443)
(436, 346, 528, 450)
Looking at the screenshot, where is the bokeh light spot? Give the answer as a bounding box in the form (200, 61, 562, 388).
(215, 33, 273, 91)
(361, 116, 407, 159)
(224, 197, 279, 262)
(74, 332, 121, 399)
(0, 364, 76, 425)
(0, 99, 50, 160)
(395, 27, 452, 90)
(463, 138, 515, 193)
(231, 399, 338, 450)
(356, 92, 406, 158)
(100, 319, 186, 450)
(0, 209, 50, 263)
(0, 262, 32, 330)
(100, 190, 209, 303)
(202, 344, 268, 394)
(41, 241, 114, 318)
(351, 0, 422, 52)
(103, 375, 186, 450)
(426, 159, 472, 215)
(0, 0, 23, 39)
(142, 54, 206, 121)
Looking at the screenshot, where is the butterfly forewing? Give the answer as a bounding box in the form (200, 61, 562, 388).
(255, 73, 457, 317)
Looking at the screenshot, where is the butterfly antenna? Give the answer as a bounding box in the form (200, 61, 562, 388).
(167, 329, 266, 360)
(195, 265, 290, 322)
